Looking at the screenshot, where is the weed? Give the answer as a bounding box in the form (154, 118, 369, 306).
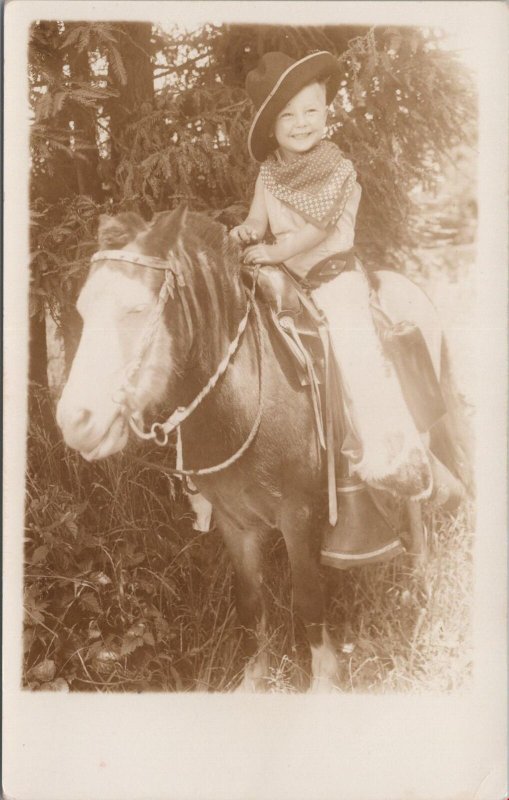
(23, 250, 475, 693)
(23, 398, 473, 693)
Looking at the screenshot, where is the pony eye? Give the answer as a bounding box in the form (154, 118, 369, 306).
(127, 303, 149, 315)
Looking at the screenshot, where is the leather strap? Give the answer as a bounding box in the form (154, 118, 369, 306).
(91, 249, 183, 276)
(318, 323, 338, 527)
(279, 316, 326, 450)
(302, 249, 356, 290)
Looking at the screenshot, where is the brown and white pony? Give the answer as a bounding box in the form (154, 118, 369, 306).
(57, 207, 466, 691)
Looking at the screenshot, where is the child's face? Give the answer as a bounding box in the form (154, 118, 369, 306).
(273, 82, 328, 161)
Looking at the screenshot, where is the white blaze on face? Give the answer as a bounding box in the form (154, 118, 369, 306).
(57, 263, 173, 460)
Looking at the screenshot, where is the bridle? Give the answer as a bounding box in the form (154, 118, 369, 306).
(90, 249, 264, 477)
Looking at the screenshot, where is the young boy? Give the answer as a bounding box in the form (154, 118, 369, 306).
(231, 51, 432, 497)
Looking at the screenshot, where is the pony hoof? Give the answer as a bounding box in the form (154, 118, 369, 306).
(234, 676, 267, 693)
(309, 676, 338, 693)
(235, 655, 269, 692)
(430, 484, 465, 515)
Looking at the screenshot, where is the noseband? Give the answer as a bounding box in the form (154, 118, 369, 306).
(91, 249, 264, 476)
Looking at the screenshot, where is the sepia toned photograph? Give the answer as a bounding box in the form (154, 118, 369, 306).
(24, 9, 477, 695)
(4, 2, 507, 799)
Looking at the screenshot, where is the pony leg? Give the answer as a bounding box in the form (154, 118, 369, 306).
(281, 501, 339, 692)
(405, 499, 427, 569)
(428, 451, 465, 513)
(309, 625, 340, 693)
(234, 618, 270, 693)
(403, 450, 465, 567)
(219, 523, 269, 692)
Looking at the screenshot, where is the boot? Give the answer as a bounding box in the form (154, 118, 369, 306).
(321, 477, 404, 569)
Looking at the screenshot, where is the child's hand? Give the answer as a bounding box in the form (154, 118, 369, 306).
(243, 243, 279, 265)
(229, 224, 259, 244)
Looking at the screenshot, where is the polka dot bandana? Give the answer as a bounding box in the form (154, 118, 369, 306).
(260, 140, 356, 230)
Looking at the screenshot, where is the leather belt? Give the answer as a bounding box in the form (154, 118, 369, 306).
(303, 250, 356, 290)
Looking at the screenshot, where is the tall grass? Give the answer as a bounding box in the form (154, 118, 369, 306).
(24, 389, 473, 693)
(24, 244, 475, 693)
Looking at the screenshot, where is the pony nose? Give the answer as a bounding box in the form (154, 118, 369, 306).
(57, 397, 96, 448)
(62, 406, 93, 436)
(74, 408, 92, 426)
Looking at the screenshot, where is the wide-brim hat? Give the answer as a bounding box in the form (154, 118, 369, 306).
(246, 51, 342, 163)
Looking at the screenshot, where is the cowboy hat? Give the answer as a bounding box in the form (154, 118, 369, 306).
(246, 51, 342, 162)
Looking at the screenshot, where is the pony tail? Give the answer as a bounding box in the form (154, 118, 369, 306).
(430, 338, 475, 494)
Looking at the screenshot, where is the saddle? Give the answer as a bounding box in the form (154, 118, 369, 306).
(244, 257, 447, 568)
(252, 257, 447, 437)
(255, 265, 328, 446)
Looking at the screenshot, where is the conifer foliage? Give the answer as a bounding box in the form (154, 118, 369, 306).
(25, 20, 477, 692)
(29, 21, 476, 376)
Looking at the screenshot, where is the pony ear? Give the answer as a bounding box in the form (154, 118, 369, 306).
(141, 205, 188, 258)
(168, 203, 188, 236)
(98, 212, 147, 249)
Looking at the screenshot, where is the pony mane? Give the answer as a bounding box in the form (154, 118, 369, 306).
(138, 209, 247, 377)
(177, 212, 245, 354)
(181, 212, 242, 279)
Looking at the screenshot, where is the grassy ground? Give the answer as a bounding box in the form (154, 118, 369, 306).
(24, 248, 475, 693)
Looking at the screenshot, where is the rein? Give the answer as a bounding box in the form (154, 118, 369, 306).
(92, 249, 264, 477)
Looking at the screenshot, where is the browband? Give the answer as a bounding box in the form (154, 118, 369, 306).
(91, 250, 185, 285)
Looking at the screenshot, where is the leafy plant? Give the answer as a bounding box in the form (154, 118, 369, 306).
(28, 21, 476, 374)
(25, 21, 476, 692)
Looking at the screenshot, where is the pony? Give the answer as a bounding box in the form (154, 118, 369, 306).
(57, 206, 468, 691)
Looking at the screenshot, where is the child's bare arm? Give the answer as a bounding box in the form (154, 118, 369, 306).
(243, 223, 329, 278)
(272, 224, 329, 263)
(230, 175, 268, 244)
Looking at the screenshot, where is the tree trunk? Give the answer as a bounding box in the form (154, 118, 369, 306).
(67, 37, 104, 200)
(28, 310, 60, 442)
(107, 22, 154, 210)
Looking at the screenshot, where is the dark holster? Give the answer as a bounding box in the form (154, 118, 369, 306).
(370, 304, 447, 433)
